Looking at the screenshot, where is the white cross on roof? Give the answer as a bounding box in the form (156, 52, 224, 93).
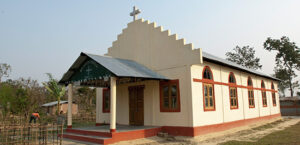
(130, 6, 141, 21)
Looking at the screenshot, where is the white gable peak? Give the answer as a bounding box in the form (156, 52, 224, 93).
(106, 18, 203, 70)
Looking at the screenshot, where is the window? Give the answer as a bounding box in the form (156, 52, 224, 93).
(248, 77, 255, 108)
(203, 67, 213, 80)
(229, 72, 238, 109)
(160, 80, 180, 112)
(202, 66, 215, 111)
(204, 83, 214, 110)
(102, 88, 110, 113)
(261, 81, 267, 107)
(271, 83, 276, 106)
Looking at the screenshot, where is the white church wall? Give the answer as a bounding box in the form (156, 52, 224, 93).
(190, 61, 280, 127)
(103, 18, 198, 127)
(96, 88, 110, 124)
(265, 80, 280, 115)
(241, 74, 260, 119)
(253, 77, 269, 117)
(219, 66, 245, 123)
(191, 64, 224, 127)
(96, 72, 192, 127)
(97, 80, 156, 126)
(106, 19, 202, 72)
(154, 66, 193, 127)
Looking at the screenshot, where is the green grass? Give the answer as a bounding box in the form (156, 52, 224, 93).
(72, 121, 95, 128)
(221, 121, 300, 145)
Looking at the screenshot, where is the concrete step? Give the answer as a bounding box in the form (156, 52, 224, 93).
(66, 128, 112, 137)
(62, 132, 111, 144)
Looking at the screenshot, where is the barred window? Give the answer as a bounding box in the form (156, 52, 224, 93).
(261, 81, 267, 107)
(160, 80, 180, 112)
(248, 77, 255, 108)
(203, 66, 215, 111)
(229, 72, 238, 109)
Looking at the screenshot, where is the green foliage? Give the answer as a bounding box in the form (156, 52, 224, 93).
(0, 81, 37, 120)
(43, 73, 66, 115)
(0, 83, 14, 118)
(273, 68, 290, 97)
(226, 46, 262, 70)
(75, 87, 96, 114)
(10, 88, 29, 114)
(264, 36, 300, 97)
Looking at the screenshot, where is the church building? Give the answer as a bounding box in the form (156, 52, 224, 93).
(59, 7, 281, 145)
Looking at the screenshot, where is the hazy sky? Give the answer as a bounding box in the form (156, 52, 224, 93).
(0, 0, 299, 87)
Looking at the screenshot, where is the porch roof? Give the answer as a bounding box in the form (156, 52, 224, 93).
(59, 52, 168, 85)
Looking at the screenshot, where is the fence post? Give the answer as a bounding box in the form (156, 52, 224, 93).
(28, 125, 31, 145)
(45, 125, 48, 145)
(39, 125, 41, 144)
(35, 125, 38, 145)
(52, 123, 54, 145)
(20, 126, 23, 144)
(5, 127, 8, 144)
(60, 124, 63, 145)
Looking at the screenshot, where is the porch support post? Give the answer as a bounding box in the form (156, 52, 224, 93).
(96, 88, 103, 125)
(67, 83, 73, 128)
(110, 77, 117, 132)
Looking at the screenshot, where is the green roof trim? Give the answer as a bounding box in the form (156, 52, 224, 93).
(70, 58, 113, 82)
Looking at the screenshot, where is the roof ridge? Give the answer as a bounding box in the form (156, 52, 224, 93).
(83, 52, 140, 62)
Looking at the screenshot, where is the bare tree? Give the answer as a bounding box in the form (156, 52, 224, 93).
(0, 63, 11, 82)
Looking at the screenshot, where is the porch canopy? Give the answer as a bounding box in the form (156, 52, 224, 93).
(59, 52, 168, 132)
(59, 52, 168, 86)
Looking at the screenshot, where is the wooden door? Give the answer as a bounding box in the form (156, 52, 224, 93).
(129, 85, 144, 126)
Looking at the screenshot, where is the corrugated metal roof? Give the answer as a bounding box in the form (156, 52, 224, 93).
(59, 52, 168, 84)
(202, 51, 280, 81)
(42, 101, 68, 107)
(86, 53, 168, 79)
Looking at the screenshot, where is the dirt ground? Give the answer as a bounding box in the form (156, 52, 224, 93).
(62, 116, 300, 145)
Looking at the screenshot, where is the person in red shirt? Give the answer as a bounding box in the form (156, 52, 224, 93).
(29, 111, 40, 123)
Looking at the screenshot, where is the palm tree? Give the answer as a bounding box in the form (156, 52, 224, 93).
(43, 73, 66, 115)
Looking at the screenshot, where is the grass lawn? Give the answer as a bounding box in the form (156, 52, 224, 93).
(71, 121, 95, 128)
(221, 121, 300, 145)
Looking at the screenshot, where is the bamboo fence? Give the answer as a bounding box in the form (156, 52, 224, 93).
(0, 123, 63, 145)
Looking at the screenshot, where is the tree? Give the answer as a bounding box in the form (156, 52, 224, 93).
(273, 68, 289, 97)
(0, 83, 14, 119)
(0, 78, 46, 121)
(264, 36, 300, 97)
(43, 73, 66, 115)
(75, 87, 96, 115)
(225, 46, 262, 70)
(0, 63, 11, 82)
(13, 78, 47, 119)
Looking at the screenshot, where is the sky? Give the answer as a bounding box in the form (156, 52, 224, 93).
(0, 0, 300, 93)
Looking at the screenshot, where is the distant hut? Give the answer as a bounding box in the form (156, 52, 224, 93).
(42, 101, 78, 115)
(280, 97, 300, 116)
